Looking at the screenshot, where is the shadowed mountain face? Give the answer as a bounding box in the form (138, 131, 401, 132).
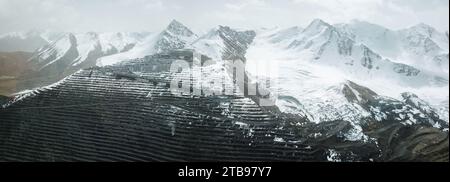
(0, 50, 447, 162)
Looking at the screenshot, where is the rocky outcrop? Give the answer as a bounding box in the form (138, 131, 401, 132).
(217, 26, 256, 61)
(366, 123, 448, 162)
(192, 26, 256, 62)
(154, 20, 198, 53)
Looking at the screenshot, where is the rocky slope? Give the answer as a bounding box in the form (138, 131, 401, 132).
(246, 19, 449, 130)
(193, 26, 256, 61)
(1, 50, 447, 161)
(15, 32, 148, 91)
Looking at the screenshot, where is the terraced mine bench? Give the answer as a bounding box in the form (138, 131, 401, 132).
(0, 51, 448, 162)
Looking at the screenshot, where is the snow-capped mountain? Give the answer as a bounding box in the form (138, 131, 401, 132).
(30, 31, 148, 69)
(1, 19, 448, 161)
(245, 19, 449, 136)
(97, 20, 197, 66)
(98, 20, 256, 66)
(154, 19, 198, 52)
(9, 20, 447, 130)
(336, 20, 449, 75)
(16, 31, 148, 90)
(401, 23, 449, 54)
(261, 19, 447, 86)
(2, 19, 448, 133)
(192, 26, 256, 61)
(2, 49, 447, 162)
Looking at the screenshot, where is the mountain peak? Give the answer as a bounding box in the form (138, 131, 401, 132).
(310, 19, 331, 27)
(413, 23, 434, 29)
(410, 23, 436, 33)
(168, 19, 183, 27)
(406, 23, 441, 40)
(217, 25, 232, 32)
(302, 19, 334, 35)
(165, 19, 195, 37)
(305, 19, 333, 31)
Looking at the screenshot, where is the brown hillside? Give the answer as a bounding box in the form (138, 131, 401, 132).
(0, 51, 33, 95)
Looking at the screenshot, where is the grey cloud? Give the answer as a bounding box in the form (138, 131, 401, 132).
(0, 0, 448, 34)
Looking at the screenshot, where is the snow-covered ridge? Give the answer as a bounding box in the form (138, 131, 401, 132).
(246, 18, 449, 134)
(1, 70, 79, 109)
(97, 20, 197, 66)
(28, 31, 149, 69)
(192, 25, 256, 61)
(259, 19, 448, 87)
(98, 20, 256, 66)
(335, 20, 449, 75)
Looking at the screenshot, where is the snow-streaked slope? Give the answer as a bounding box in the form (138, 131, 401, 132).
(268, 26, 304, 44)
(246, 33, 371, 140)
(268, 19, 447, 88)
(335, 20, 402, 59)
(34, 33, 76, 68)
(98, 32, 146, 53)
(403, 23, 449, 53)
(30, 31, 148, 69)
(72, 32, 101, 66)
(192, 26, 256, 61)
(192, 27, 226, 60)
(336, 20, 449, 75)
(16, 31, 148, 91)
(246, 19, 449, 131)
(97, 20, 197, 66)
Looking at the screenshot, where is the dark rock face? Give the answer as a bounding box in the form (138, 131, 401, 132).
(401, 92, 448, 128)
(366, 123, 449, 161)
(342, 81, 448, 129)
(154, 20, 197, 53)
(166, 20, 196, 38)
(0, 51, 448, 162)
(393, 63, 420, 76)
(340, 80, 449, 161)
(217, 26, 256, 61)
(342, 81, 378, 106)
(360, 46, 381, 69)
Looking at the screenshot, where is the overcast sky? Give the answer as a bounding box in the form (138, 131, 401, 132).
(0, 0, 448, 34)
